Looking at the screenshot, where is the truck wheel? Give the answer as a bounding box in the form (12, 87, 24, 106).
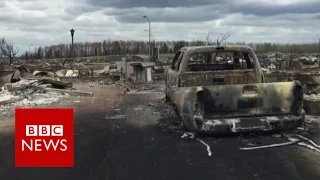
(182, 122, 188, 129)
(164, 81, 170, 102)
(172, 104, 180, 116)
(182, 119, 198, 132)
(165, 94, 170, 102)
(182, 93, 204, 133)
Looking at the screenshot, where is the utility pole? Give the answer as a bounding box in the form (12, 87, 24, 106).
(70, 28, 75, 60)
(318, 38, 320, 55)
(144, 29, 156, 59)
(276, 46, 278, 70)
(29, 44, 33, 61)
(70, 29, 75, 69)
(143, 15, 151, 59)
(318, 38, 320, 67)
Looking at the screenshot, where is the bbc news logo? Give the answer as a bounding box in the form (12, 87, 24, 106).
(15, 108, 74, 167)
(23, 125, 67, 152)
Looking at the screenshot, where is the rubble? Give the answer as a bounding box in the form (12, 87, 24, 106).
(0, 65, 31, 87)
(14, 93, 63, 106)
(105, 114, 127, 120)
(44, 88, 94, 96)
(303, 95, 320, 115)
(0, 66, 94, 108)
(33, 71, 54, 77)
(133, 106, 143, 111)
(258, 52, 319, 70)
(0, 90, 24, 105)
(55, 69, 79, 77)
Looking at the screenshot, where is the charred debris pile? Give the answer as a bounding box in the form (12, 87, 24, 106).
(0, 63, 151, 108)
(0, 65, 94, 107)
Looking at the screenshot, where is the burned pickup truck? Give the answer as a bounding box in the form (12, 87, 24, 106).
(165, 45, 305, 133)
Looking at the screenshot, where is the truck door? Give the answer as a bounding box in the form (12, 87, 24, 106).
(166, 51, 184, 95)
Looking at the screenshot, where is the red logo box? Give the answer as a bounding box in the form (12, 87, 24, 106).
(15, 108, 74, 167)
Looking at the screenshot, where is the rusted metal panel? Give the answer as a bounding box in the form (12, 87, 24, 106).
(303, 96, 320, 115)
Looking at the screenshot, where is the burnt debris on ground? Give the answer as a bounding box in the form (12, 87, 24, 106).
(0, 65, 96, 110)
(0, 62, 161, 112)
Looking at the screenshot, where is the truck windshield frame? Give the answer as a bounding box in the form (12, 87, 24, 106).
(186, 51, 255, 71)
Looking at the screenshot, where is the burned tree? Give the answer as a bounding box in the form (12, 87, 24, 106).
(0, 38, 19, 65)
(205, 31, 212, 45)
(204, 31, 232, 46)
(216, 31, 232, 46)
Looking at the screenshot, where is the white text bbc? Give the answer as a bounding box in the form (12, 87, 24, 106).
(26, 125, 63, 136)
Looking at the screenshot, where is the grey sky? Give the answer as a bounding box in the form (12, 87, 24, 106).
(1, 0, 320, 54)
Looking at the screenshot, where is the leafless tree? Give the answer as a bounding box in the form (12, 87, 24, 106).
(0, 38, 19, 65)
(205, 31, 212, 45)
(216, 31, 232, 46)
(58, 58, 72, 69)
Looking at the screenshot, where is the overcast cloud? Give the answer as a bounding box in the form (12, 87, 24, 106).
(1, 0, 320, 54)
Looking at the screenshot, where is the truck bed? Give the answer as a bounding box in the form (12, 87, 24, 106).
(171, 81, 304, 133)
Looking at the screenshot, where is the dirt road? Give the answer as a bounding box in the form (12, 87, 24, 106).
(0, 82, 320, 180)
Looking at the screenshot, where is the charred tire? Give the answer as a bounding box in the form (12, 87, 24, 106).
(181, 91, 205, 132)
(182, 121, 188, 130)
(182, 117, 198, 132)
(165, 94, 170, 102)
(164, 82, 170, 103)
(172, 104, 188, 128)
(193, 91, 205, 119)
(164, 73, 169, 102)
(172, 104, 180, 117)
(296, 119, 304, 128)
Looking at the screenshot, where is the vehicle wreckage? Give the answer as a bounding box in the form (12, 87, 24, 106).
(165, 45, 305, 133)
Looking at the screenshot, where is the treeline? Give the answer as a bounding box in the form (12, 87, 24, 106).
(19, 40, 320, 60)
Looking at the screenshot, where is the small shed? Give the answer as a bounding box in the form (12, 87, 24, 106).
(130, 62, 156, 82)
(116, 61, 134, 75)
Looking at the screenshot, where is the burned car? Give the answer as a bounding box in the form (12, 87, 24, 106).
(165, 45, 305, 133)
